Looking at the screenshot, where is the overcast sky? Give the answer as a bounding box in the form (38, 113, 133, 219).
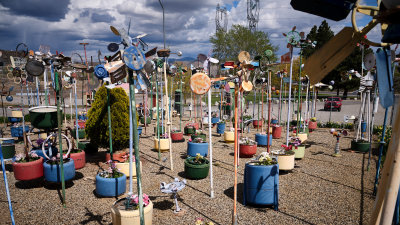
(0, 0, 382, 62)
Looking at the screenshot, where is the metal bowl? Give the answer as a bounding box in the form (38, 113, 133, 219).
(29, 106, 60, 129)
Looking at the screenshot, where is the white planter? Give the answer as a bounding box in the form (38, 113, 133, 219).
(277, 154, 295, 171)
(111, 199, 153, 225)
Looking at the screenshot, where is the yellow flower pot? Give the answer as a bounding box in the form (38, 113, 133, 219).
(154, 138, 170, 152)
(298, 133, 308, 143)
(111, 199, 153, 225)
(11, 110, 23, 118)
(277, 154, 295, 170)
(224, 131, 235, 142)
(115, 162, 142, 179)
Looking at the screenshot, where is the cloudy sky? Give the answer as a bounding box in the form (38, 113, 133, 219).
(0, 0, 382, 62)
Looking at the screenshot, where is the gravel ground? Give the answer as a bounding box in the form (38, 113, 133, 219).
(0, 115, 379, 225)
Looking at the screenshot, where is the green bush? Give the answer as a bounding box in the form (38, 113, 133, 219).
(86, 86, 130, 151)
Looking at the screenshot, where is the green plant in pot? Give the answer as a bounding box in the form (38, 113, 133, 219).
(96, 160, 126, 197)
(289, 137, 305, 159)
(184, 153, 210, 180)
(184, 123, 196, 135)
(111, 193, 153, 225)
(191, 129, 206, 142)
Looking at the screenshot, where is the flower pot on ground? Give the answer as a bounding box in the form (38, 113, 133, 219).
(239, 138, 257, 158)
(1, 143, 15, 159)
(138, 126, 143, 136)
(187, 138, 209, 157)
(153, 138, 170, 152)
(140, 116, 152, 126)
(351, 139, 370, 152)
(184, 154, 210, 180)
(309, 118, 318, 130)
(297, 132, 308, 143)
(111, 194, 153, 225)
(271, 119, 278, 124)
(44, 157, 76, 182)
(272, 126, 282, 139)
(243, 153, 279, 210)
(69, 149, 86, 169)
(184, 125, 196, 135)
(106, 151, 128, 163)
(274, 147, 295, 171)
(115, 154, 142, 179)
(11, 125, 30, 138)
(224, 131, 235, 142)
(170, 130, 184, 142)
(217, 122, 226, 134)
(72, 128, 86, 139)
(211, 117, 220, 124)
(96, 160, 126, 197)
(255, 133, 273, 146)
(191, 131, 206, 142)
(12, 152, 44, 181)
(78, 141, 98, 154)
(289, 137, 305, 159)
(253, 120, 263, 128)
(0, 138, 15, 145)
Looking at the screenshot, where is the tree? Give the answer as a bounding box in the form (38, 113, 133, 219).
(303, 20, 370, 98)
(210, 24, 278, 62)
(86, 86, 130, 150)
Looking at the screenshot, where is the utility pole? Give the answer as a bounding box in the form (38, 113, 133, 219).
(80, 42, 90, 112)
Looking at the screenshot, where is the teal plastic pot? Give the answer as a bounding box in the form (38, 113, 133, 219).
(184, 157, 210, 180)
(1, 144, 15, 159)
(72, 128, 85, 139)
(29, 106, 59, 130)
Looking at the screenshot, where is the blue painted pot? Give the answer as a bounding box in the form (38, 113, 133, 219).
(11, 126, 30, 137)
(187, 142, 209, 157)
(8, 117, 21, 123)
(211, 117, 220, 124)
(255, 133, 273, 146)
(271, 119, 278, 124)
(43, 159, 76, 182)
(32, 146, 58, 159)
(96, 173, 126, 197)
(243, 163, 279, 210)
(138, 126, 143, 136)
(217, 123, 226, 134)
(361, 122, 367, 133)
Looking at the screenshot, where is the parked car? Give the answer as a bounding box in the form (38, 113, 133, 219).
(324, 97, 342, 111)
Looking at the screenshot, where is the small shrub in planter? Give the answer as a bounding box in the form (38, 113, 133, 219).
(187, 137, 209, 157)
(12, 151, 44, 181)
(239, 137, 257, 158)
(244, 152, 278, 209)
(111, 193, 153, 225)
(96, 160, 126, 197)
(184, 153, 210, 180)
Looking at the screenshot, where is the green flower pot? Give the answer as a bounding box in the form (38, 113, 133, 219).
(140, 116, 151, 125)
(191, 134, 206, 142)
(72, 128, 86, 139)
(351, 140, 370, 152)
(1, 144, 15, 159)
(184, 157, 210, 180)
(293, 145, 305, 159)
(184, 126, 196, 135)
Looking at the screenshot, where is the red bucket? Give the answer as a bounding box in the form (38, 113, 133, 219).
(272, 126, 282, 139)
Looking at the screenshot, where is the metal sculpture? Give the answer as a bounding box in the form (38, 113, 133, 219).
(160, 178, 186, 214)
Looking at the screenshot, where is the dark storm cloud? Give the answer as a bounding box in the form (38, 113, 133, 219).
(91, 12, 115, 23)
(145, 0, 214, 13)
(0, 0, 71, 22)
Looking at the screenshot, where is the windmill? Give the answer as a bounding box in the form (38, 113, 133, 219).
(247, 0, 260, 32)
(216, 4, 228, 33)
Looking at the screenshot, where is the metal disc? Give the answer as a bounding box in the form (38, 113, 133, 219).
(123, 46, 146, 71)
(190, 72, 211, 95)
(25, 60, 44, 76)
(107, 43, 119, 52)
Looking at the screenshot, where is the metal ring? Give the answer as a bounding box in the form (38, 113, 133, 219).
(41, 133, 72, 160)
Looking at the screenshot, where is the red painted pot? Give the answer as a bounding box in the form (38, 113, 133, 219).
(272, 126, 282, 139)
(239, 144, 257, 158)
(309, 121, 317, 130)
(192, 123, 199, 130)
(74, 120, 86, 129)
(106, 152, 127, 163)
(253, 120, 263, 128)
(69, 151, 86, 169)
(12, 157, 44, 181)
(171, 132, 184, 141)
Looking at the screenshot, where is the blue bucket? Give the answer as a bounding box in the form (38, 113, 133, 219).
(211, 117, 220, 124)
(255, 133, 273, 146)
(217, 123, 226, 134)
(11, 126, 30, 137)
(361, 122, 367, 133)
(187, 142, 209, 157)
(95, 173, 126, 197)
(43, 159, 76, 182)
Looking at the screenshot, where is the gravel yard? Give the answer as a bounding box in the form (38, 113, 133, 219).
(0, 116, 379, 225)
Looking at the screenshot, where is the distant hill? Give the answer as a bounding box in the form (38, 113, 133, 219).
(168, 57, 196, 63)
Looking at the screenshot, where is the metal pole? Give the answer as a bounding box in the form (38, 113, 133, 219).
(55, 71, 66, 207)
(296, 51, 303, 134)
(0, 145, 15, 225)
(107, 87, 113, 160)
(44, 67, 49, 106)
(155, 71, 161, 160)
(74, 80, 79, 150)
(163, 61, 173, 171)
(208, 88, 214, 198)
(232, 85, 238, 225)
(278, 76, 283, 125)
(128, 70, 145, 225)
(267, 70, 272, 152)
(285, 47, 294, 146)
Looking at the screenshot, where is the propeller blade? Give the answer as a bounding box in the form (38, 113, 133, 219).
(110, 26, 120, 36)
(292, 26, 296, 31)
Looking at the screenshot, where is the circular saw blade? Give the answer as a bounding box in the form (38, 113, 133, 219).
(364, 53, 376, 71)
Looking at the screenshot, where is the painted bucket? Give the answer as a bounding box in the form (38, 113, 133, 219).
(96, 173, 126, 197)
(43, 159, 76, 182)
(29, 106, 59, 129)
(255, 133, 273, 146)
(187, 142, 209, 157)
(12, 157, 44, 181)
(217, 123, 226, 134)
